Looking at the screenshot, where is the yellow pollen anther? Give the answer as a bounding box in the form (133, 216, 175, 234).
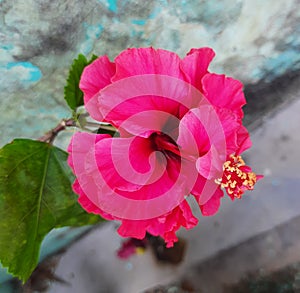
(217, 154, 258, 199)
(230, 181, 237, 188)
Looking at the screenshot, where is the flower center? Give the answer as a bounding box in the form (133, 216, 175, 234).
(215, 154, 258, 199)
(150, 132, 180, 157)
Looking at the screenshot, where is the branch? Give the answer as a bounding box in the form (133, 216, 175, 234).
(38, 119, 76, 144)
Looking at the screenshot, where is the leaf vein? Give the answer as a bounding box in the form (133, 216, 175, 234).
(33, 147, 51, 242)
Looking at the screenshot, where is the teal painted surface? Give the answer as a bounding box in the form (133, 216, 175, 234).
(39, 226, 92, 261)
(0, 281, 15, 293)
(131, 19, 147, 26)
(6, 62, 42, 82)
(0, 267, 10, 284)
(97, 0, 118, 13)
(0, 61, 42, 91)
(80, 23, 104, 55)
(107, 0, 118, 13)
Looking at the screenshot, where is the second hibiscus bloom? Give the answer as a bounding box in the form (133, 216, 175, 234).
(68, 47, 262, 247)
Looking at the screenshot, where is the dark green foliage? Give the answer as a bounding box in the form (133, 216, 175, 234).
(0, 139, 101, 282)
(64, 54, 98, 111)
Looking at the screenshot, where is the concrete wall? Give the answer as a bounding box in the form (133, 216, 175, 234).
(1, 0, 299, 145)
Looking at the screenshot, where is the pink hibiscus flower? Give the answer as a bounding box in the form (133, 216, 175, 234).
(68, 47, 262, 247)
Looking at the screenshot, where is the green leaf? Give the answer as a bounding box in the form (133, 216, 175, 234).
(0, 139, 102, 282)
(64, 54, 98, 111)
(89, 54, 98, 63)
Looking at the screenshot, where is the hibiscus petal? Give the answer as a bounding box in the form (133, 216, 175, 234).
(191, 175, 222, 206)
(190, 174, 205, 198)
(98, 75, 201, 134)
(112, 47, 186, 81)
(92, 136, 164, 191)
(79, 56, 116, 121)
(73, 179, 115, 220)
(67, 132, 110, 175)
(178, 200, 199, 229)
(177, 105, 239, 159)
(118, 219, 150, 239)
(83, 135, 192, 220)
(199, 187, 224, 216)
(177, 108, 210, 157)
(190, 174, 224, 216)
(95, 137, 185, 201)
(67, 132, 115, 220)
(147, 200, 198, 247)
(181, 47, 215, 91)
(103, 103, 181, 138)
(196, 145, 224, 179)
(117, 200, 198, 244)
(236, 125, 252, 154)
(202, 73, 246, 117)
(97, 48, 204, 132)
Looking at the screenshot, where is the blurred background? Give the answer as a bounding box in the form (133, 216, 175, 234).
(0, 0, 300, 292)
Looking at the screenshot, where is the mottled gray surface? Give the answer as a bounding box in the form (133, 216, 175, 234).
(1, 0, 300, 146)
